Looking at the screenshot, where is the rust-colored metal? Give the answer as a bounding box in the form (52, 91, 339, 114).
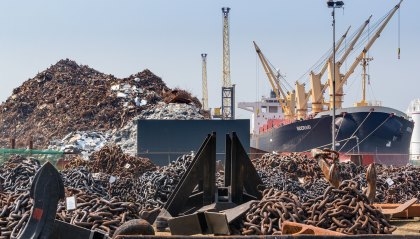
(365, 163, 377, 204)
(114, 235, 420, 239)
(281, 221, 345, 235)
(28, 138, 34, 149)
(10, 137, 16, 149)
(312, 148, 340, 188)
(374, 199, 419, 218)
(113, 219, 155, 238)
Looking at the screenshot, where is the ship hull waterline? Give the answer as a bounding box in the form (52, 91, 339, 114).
(251, 107, 414, 166)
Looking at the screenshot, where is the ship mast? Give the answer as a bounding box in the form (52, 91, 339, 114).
(355, 52, 373, 107)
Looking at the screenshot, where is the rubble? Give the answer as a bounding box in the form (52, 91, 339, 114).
(0, 59, 205, 150)
(135, 102, 205, 120)
(46, 101, 206, 159)
(162, 88, 202, 108)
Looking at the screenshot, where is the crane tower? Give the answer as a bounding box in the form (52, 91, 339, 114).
(221, 7, 235, 119)
(201, 53, 208, 110)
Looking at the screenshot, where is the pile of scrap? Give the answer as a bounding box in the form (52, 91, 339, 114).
(162, 88, 202, 108)
(0, 59, 204, 149)
(63, 144, 156, 177)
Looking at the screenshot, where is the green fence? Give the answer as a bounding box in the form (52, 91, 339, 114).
(0, 148, 65, 166)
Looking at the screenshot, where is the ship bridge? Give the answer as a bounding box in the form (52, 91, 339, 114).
(238, 95, 285, 135)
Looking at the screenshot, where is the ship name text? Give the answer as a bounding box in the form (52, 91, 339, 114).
(296, 125, 311, 131)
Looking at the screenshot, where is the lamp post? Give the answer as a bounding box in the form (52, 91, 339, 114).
(327, 0, 344, 154)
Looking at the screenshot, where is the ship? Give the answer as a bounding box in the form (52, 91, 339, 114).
(238, 1, 414, 166)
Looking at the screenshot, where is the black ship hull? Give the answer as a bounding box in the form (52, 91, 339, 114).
(251, 106, 414, 165)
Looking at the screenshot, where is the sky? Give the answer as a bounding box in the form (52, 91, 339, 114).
(0, 0, 419, 120)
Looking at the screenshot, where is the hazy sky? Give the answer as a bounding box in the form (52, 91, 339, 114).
(1, 0, 418, 119)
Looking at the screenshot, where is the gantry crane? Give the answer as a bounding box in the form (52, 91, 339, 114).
(201, 53, 208, 110)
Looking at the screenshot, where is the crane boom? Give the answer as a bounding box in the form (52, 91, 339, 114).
(336, 0, 402, 94)
(325, 15, 373, 110)
(222, 8, 231, 88)
(253, 41, 295, 120)
(221, 7, 234, 119)
(299, 26, 351, 116)
(320, 26, 351, 79)
(338, 16, 372, 67)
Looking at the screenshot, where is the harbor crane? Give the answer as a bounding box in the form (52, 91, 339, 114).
(221, 7, 235, 120)
(295, 26, 351, 119)
(299, 15, 371, 117)
(330, 0, 402, 110)
(253, 41, 295, 120)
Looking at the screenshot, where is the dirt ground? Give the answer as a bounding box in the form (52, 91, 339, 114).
(153, 218, 420, 236)
(391, 218, 420, 235)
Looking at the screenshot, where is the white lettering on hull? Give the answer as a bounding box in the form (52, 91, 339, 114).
(296, 125, 311, 131)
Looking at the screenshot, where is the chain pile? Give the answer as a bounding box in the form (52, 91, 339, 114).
(0, 151, 419, 238)
(56, 188, 143, 237)
(137, 153, 194, 208)
(0, 192, 32, 239)
(374, 164, 420, 203)
(61, 167, 108, 198)
(253, 153, 420, 204)
(237, 189, 305, 235)
(0, 156, 40, 193)
(0, 145, 196, 238)
(64, 144, 156, 178)
(236, 180, 397, 236)
(303, 180, 396, 234)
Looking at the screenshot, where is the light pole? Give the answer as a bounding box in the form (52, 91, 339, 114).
(327, 0, 344, 154)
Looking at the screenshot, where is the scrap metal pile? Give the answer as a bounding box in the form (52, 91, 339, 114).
(0, 151, 419, 237)
(0, 59, 204, 149)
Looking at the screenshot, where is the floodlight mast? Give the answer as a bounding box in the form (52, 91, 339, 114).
(327, 0, 344, 156)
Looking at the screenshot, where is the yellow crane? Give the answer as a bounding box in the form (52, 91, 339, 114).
(295, 14, 372, 118)
(295, 26, 351, 119)
(253, 41, 295, 120)
(331, 0, 402, 109)
(320, 15, 371, 112)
